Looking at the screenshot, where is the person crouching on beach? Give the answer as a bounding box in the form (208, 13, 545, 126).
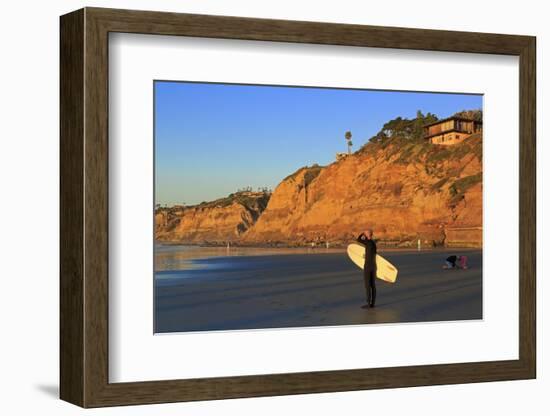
(443, 255, 468, 269)
(357, 229, 377, 309)
(443, 255, 458, 269)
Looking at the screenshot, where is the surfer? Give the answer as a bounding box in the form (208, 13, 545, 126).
(357, 229, 377, 309)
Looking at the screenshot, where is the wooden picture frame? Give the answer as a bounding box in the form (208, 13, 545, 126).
(60, 7, 536, 408)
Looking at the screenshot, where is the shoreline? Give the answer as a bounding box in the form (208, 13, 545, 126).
(155, 240, 483, 250)
(154, 243, 482, 273)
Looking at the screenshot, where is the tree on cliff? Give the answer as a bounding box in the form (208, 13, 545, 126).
(453, 109, 483, 121)
(345, 131, 353, 154)
(365, 110, 438, 146)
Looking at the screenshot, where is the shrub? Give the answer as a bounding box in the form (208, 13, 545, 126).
(448, 173, 482, 205)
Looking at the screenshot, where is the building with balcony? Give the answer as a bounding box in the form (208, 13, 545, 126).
(423, 117, 482, 145)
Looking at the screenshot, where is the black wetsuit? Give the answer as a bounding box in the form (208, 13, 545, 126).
(357, 233, 377, 306)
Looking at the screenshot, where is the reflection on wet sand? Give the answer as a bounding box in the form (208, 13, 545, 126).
(155, 244, 345, 272)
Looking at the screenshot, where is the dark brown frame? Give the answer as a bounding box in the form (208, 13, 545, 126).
(60, 7, 536, 408)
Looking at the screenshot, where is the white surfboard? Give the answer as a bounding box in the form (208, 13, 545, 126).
(347, 243, 398, 283)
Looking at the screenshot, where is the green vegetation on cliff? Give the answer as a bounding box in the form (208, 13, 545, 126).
(364, 110, 439, 146)
(283, 164, 324, 185)
(199, 191, 271, 210)
(357, 109, 482, 166)
(156, 190, 271, 214)
(449, 172, 483, 205)
(357, 132, 481, 167)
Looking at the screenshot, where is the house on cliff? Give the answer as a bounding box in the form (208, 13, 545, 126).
(423, 117, 482, 145)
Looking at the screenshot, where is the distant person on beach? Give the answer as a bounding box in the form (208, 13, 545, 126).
(444, 255, 458, 269)
(443, 255, 468, 269)
(459, 255, 468, 269)
(357, 229, 377, 309)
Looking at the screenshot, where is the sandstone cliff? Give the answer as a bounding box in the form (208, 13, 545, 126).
(241, 134, 482, 247)
(155, 191, 271, 244)
(155, 134, 482, 247)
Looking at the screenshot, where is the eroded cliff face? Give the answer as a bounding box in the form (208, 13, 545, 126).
(155, 192, 271, 243)
(155, 135, 482, 247)
(241, 135, 482, 247)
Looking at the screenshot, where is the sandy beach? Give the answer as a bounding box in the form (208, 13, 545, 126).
(154, 246, 482, 333)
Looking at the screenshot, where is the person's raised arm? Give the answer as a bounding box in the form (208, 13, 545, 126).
(356, 233, 365, 243)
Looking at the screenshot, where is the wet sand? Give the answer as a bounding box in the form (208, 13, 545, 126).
(154, 247, 482, 333)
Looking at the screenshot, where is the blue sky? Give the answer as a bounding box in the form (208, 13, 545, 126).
(155, 81, 482, 206)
